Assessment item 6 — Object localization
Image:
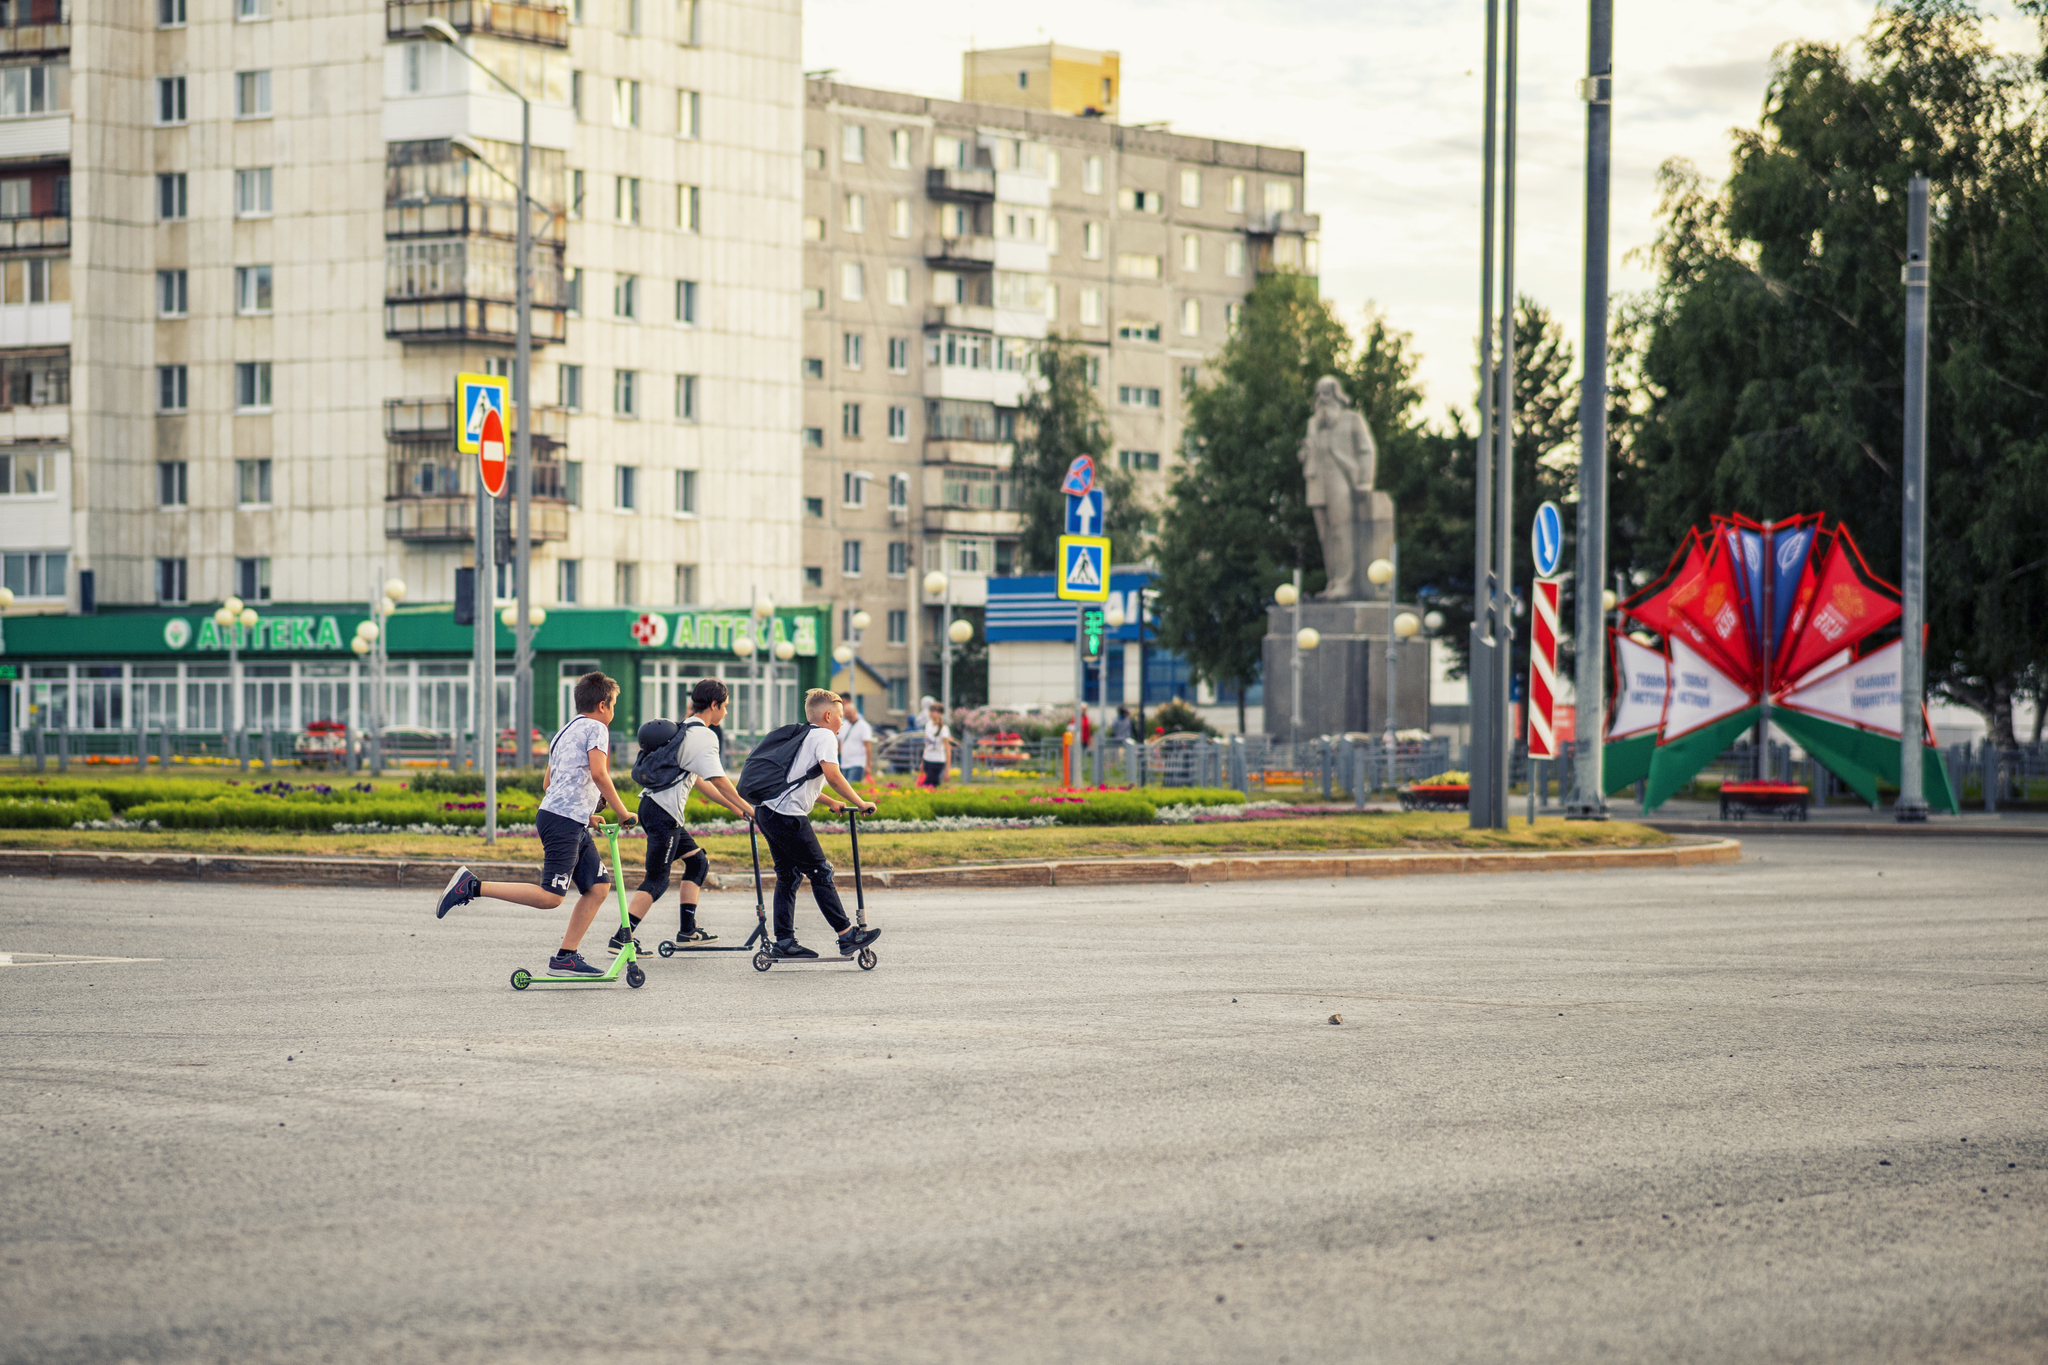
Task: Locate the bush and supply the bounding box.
[1145,700,1215,737]
[0,795,114,828]
[1145,787,1245,808]
[409,771,551,797]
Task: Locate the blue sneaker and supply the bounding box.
[771,939,819,960]
[547,950,603,977]
[436,867,480,919]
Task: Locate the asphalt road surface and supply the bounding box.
[2,839,2043,1364]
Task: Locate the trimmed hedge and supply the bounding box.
[123,795,535,830]
[0,795,115,828]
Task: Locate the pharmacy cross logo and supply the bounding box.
[163,619,192,649]
[629,613,669,647]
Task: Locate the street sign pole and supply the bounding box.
[1897,174,1931,822]
[1470,0,1501,829]
[1491,0,1520,832]
[458,373,508,845]
[1567,0,1613,819]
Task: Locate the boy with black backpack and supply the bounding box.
[619,677,752,954]
[737,687,881,960]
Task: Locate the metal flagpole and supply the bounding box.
[1469,0,1501,829]
[1897,174,1931,821]
[1567,0,1612,819]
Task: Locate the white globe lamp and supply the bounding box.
[1366,559,1395,586]
[1602,589,1618,610]
[1423,610,1445,632]
[1104,603,1126,629]
[500,606,520,628]
[0,587,14,608]
[222,596,244,617]
[732,635,755,658]
[1296,627,1321,651]
[850,609,871,632]
[948,619,973,645]
[923,570,948,598]
[773,640,797,662]
[528,605,546,627]
[351,637,372,656]
[752,598,774,619]
[833,643,855,664]
[239,608,259,629]
[1394,612,1421,639]
[355,620,379,642]
[1273,582,1298,608]
[384,579,407,602]
[213,607,234,628]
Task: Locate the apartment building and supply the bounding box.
[803,46,1318,719]
[0,0,807,744]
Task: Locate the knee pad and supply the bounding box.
[637,869,672,903]
[681,849,710,887]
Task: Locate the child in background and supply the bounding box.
[920,701,955,788]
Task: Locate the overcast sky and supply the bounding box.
[803,0,2040,418]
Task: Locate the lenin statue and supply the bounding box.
[1297,375,1385,600]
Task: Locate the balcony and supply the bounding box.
[922,507,1022,536]
[922,304,994,333]
[386,450,569,542]
[386,0,568,47]
[0,214,62,251]
[924,439,1008,468]
[0,0,66,55]
[926,167,995,202]
[923,235,996,271]
[1245,210,1322,235]
[385,396,567,447]
[386,298,568,344]
[386,198,565,247]
[386,235,568,344]
[386,496,569,542]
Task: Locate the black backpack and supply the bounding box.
[736,723,822,804]
[631,718,716,794]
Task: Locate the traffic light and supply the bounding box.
[1080,605,1106,661]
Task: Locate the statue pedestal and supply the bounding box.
[1355,491,1396,591]
[1262,597,1432,742]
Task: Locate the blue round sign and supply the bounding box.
[1531,501,1564,579]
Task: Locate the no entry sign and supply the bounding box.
[456,372,511,498]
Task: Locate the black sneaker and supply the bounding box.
[606,926,643,957]
[435,866,481,919]
[675,927,719,945]
[837,926,881,956]
[547,951,604,977]
[771,939,819,960]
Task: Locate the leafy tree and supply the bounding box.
[1627,0,2048,742]
[1152,273,1352,731]
[1013,336,1145,571]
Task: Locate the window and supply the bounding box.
[678,184,699,232]
[887,336,909,373]
[616,176,641,223]
[1085,355,1102,387]
[571,69,584,118]
[157,173,188,221]
[158,0,187,25]
[614,369,638,417]
[888,473,909,510]
[1117,385,1161,408]
[236,556,272,602]
[0,551,61,601]
[234,362,272,411]
[157,365,188,413]
[1228,175,1247,212]
[887,541,911,577]
[1181,364,1200,391]
[677,89,700,138]
[564,460,583,506]
[236,168,273,218]
[236,457,273,505]
[0,179,24,219]
[1117,320,1161,343]
[674,373,697,420]
[234,70,271,119]
[839,471,867,507]
[888,198,911,238]
[615,561,638,603]
[802,426,824,448]
[156,76,187,125]
[803,215,825,241]
[0,449,51,495]
[156,557,186,604]
[1225,239,1246,277]
[675,468,698,514]
[1226,302,1243,330]
[558,559,580,604]
[613,78,640,127]
[840,262,864,301]
[614,272,638,318]
[803,566,824,588]
[886,609,907,644]
[622,0,641,32]
[804,497,824,518]
[675,278,697,323]
[886,266,909,305]
[238,0,270,17]
[887,405,907,441]
[842,193,865,233]
[614,464,638,509]
[1118,450,1161,471]
[676,563,698,603]
[676,0,698,44]
[1081,222,1102,259]
[157,269,188,318]
[1181,234,1200,271]
[559,363,583,411]
[841,540,862,576]
[6,256,64,304]
[1079,288,1102,326]
[0,64,66,117]
[1046,217,1061,255]
[803,146,825,171]
[1118,253,1162,279]
[1180,298,1201,335]
[802,357,824,380]
[1180,169,1202,207]
[842,124,865,164]
[235,265,273,315]
[570,169,585,219]
[1117,188,1162,214]
[889,128,911,167]
[841,402,861,438]
[1044,283,1059,320]
[1265,180,1296,214]
[157,461,188,507]
[566,267,583,314]
[1082,156,1103,194]
[843,332,864,369]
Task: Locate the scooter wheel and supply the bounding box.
[510,969,532,991]
[857,948,877,971]
[656,940,675,958]
[625,964,646,989]
[752,950,773,972]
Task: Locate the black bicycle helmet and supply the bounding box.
[637,718,679,750]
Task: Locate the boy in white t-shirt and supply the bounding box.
[433,671,634,977]
[617,676,753,954]
[920,701,955,788]
[837,693,873,783]
[755,688,881,960]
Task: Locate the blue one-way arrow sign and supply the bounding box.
[1065,488,1105,537]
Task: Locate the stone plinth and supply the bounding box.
[1262,598,1431,741]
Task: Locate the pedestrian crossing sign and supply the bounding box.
[1056,534,1111,602]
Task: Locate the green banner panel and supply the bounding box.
[1771,710,1959,815]
[1603,733,1659,795]
[1645,707,1761,810]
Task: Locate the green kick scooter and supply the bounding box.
[510,819,646,991]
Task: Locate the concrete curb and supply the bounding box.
[0,838,1740,892]
[1646,819,2048,839]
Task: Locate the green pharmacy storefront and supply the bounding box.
[0,604,831,754]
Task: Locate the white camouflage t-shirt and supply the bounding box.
[539,715,612,821]
[644,720,726,823]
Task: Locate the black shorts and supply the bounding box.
[638,797,701,879]
[537,808,610,896]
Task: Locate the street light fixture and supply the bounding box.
[1278,572,1306,750]
[215,597,259,765]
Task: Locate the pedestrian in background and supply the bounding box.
[921,702,955,788]
[838,693,872,784]
[1110,707,1133,743]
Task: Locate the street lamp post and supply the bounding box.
[749,592,774,734]
[214,597,259,768]
[1275,572,1307,751]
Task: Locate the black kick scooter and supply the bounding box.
[750,808,877,972]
